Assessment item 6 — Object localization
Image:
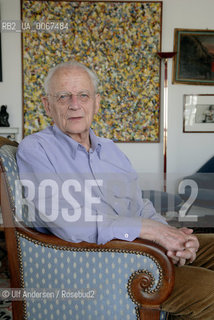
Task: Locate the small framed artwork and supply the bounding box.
[183,94,214,132]
[173,29,214,85]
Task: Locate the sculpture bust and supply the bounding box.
[0,105,10,127]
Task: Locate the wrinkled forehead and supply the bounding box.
[49,67,95,94]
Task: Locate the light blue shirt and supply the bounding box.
[16,125,166,244]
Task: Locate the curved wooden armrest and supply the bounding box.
[15,222,174,308]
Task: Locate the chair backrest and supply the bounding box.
[0,144,34,228]
[0,137,18,205]
[0,144,174,320]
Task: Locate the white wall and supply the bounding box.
[1,0,214,191]
[119,0,214,192]
[165,0,214,191]
[0,0,22,141]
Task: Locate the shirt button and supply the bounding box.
[124,233,129,239]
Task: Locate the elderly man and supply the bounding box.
[17,61,214,319]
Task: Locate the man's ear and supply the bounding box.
[42,96,52,117]
[95,94,101,114]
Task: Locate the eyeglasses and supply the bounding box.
[48,91,91,105]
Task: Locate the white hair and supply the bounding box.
[44,61,99,94]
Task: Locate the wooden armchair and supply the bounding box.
[0,142,174,320]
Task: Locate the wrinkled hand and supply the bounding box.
[140,219,191,251]
[167,247,197,266]
[164,228,199,266]
[168,227,199,266]
[140,220,199,266]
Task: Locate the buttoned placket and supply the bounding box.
[87,149,103,194]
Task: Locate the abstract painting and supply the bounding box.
[22,1,162,142]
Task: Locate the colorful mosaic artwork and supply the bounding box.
[22,1,162,142]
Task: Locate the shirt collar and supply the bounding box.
[89,128,102,158]
[53,125,102,159]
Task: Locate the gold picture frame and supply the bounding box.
[173,29,214,85]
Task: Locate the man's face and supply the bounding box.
[43,67,100,139]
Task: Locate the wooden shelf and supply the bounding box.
[0,127,19,140]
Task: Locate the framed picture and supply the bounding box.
[173,29,214,85]
[21,0,162,142]
[183,94,214,132]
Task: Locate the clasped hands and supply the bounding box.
[140,219,199,266]
[166,227,199,266]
